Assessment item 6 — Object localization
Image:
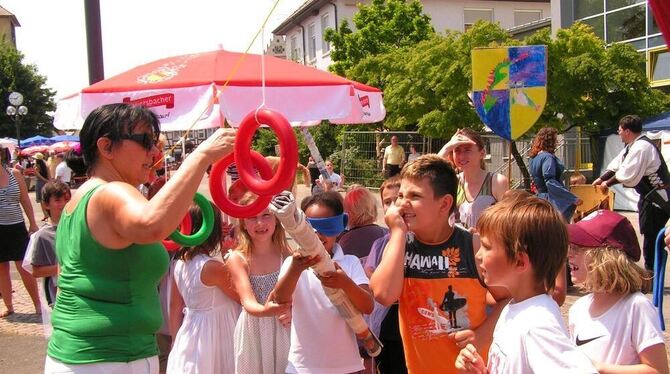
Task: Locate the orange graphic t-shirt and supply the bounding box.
[399,227,489,373]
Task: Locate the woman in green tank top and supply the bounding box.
[45,104,237,373]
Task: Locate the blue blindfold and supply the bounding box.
[306,213,348,237]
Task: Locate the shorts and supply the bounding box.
[0,222,29,262]
[44,355,159,374]
[35,178,45,203]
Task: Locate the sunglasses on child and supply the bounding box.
[119,132,158,150]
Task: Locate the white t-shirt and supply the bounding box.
[279,244,368,374]
[488,294,597,374]
[569,292,665,366]
[55,162,72,183]
[318,172,342,187]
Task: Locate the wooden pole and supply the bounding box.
[508,140,512,188]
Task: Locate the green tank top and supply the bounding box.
[48,185,169,364]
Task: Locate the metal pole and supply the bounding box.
[15,115,20,148]
[84,0,105,85]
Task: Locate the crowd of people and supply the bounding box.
[0,103,668,373]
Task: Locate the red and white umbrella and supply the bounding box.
[19,145,49,157]
[49,141,78,153]
[54,50,385,130]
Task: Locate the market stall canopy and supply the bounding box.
[21,135,54,147]
[54,50,385,130]
[51,134,79,142]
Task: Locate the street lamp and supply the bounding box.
[6,92,28,148]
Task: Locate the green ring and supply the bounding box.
[168,192,214,247]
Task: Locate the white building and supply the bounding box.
[272,0,551,70]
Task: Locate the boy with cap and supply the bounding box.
[567,210,668,372]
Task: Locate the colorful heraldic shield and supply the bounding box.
[472,45,547,140]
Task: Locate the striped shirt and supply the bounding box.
[0,168,25,225]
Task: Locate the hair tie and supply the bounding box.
[72,143,82,156]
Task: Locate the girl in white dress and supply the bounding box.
[227,194,293,374]
[167,202,241,374]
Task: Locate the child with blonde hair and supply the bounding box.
[167,202,241,373]
[227,193,293,374]
[568,210,668,372]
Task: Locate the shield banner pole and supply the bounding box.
[508,140,512,187]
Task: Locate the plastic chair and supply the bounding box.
[653,228,668,331]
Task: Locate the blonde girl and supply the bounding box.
[227,193,293,374]
[568,210,668,373]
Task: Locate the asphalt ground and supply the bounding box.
[1,175,669,372]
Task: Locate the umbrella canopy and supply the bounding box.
[0,138,17,156]
[49,141,78,153]
[54,50,385,130]
[21,135,55,147]
[20,145,50,157]
[51,134,79,142]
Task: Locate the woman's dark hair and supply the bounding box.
[0,146,10,166]
[76,103,160,172]
[301,190,344,216]
[177,200,223,261]
[65,149,87,176]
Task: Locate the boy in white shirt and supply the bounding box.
[273,191,373,373]
[567,210,668,372]
[456,193,596,373]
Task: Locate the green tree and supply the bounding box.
[525,23,669,135]
[324,0,434,77]
[349,21,513,136]
[0,39,56,140]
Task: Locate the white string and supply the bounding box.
[255,22,267,125]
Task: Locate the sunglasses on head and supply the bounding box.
[119,132,158,150]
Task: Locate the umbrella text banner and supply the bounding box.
[54,50,385,130]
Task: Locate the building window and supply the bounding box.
[307,23,316,62]
[579,16,605,40]
[574,0,603,19]
[464,8,493,31]
[606,0,644,12]
[514,10,542,26]
[648,3,660,35]
[605,4,645,43]
[321,14,331,54]
[649,48,670,87]
[290,35,302,63]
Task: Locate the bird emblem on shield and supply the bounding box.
[471,45,547,140]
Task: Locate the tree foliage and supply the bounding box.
[324,0,434,77]
[0,38,56,139]
[348,21,513,137]
[341,21,670,139]
[525,23,669,135]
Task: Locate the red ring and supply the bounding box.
[162,213,193,251]
[234,109,298,196]
[209,151,274,218]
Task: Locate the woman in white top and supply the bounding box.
[438,128,508,231]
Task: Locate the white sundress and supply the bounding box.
[167,254,241,374]
[233,261,290,374]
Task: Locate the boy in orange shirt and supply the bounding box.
[371,155,506,372]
